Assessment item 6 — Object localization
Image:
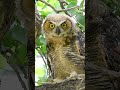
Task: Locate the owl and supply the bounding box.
[42,14,85,82]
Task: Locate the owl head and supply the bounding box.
[42,14,76,37]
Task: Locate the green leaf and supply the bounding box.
[15,44,27,65]
[3,31,17,48]
[0,54,6,69]
[67,0,77,3]
[76,14,85,26]
[35,49,38,55]
[40,36,46,45]
[67,1,77,8]
[80,0,84,8]
[36,38,41,46]
[11,24,27,45]
[35,67,45,77]
[36,66,47,85]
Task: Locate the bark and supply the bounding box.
[36,78,85,90]
[86,0,120,89]
[0,0,15,41]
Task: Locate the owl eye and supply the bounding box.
[49,23,55,29]
[61,23,67,28]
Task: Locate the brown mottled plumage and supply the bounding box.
[42,14,85,82]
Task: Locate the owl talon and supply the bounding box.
[52,78,64,83]
[41,80,63,85]
[40,81,53,84]
[67,73,85,80]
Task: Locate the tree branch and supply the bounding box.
[8,62,28,90]
[1,48,27,90]
[39,0,80,15]
[58,0,71,16]
[39,0,58,13]
[36,76,84,90]
[57,6,80,13]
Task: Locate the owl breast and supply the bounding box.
[47,34,84,80]
[42,14,85,81]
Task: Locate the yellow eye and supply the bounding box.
[49,24,55,29]
[61,23,67,28]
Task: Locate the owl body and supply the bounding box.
[42,14,84,81]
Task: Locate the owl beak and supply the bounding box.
[56,27,61,35]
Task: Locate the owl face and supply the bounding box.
[42,14,74,37]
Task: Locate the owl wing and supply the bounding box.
[65,29,85,67]
[77,29,85,56]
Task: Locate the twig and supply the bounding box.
[58,0,71,16]
[57,6,80,13]
[39,0,80,14]
[39,0,58,13]
[36,46,51,77]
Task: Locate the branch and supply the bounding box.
[58,0,71,16]
[8,62,28,90]
[39,0,80,15]
[36,46,52,78]
[57,6,80,13]
[39,0,58,12]
[35,7,43,39]
[36,76,85,90]
[0,47,28,90]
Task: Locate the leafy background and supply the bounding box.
[0,17,28,89]
[0,19,27,71]
[35,0,85,86]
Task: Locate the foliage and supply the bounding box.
[35,0,85,86]
[0,54,6,69]
[0,19,27,73]
[104,0,120,16]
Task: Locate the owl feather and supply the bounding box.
[42,14,85,81]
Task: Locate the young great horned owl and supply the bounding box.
[42,14,84,82]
